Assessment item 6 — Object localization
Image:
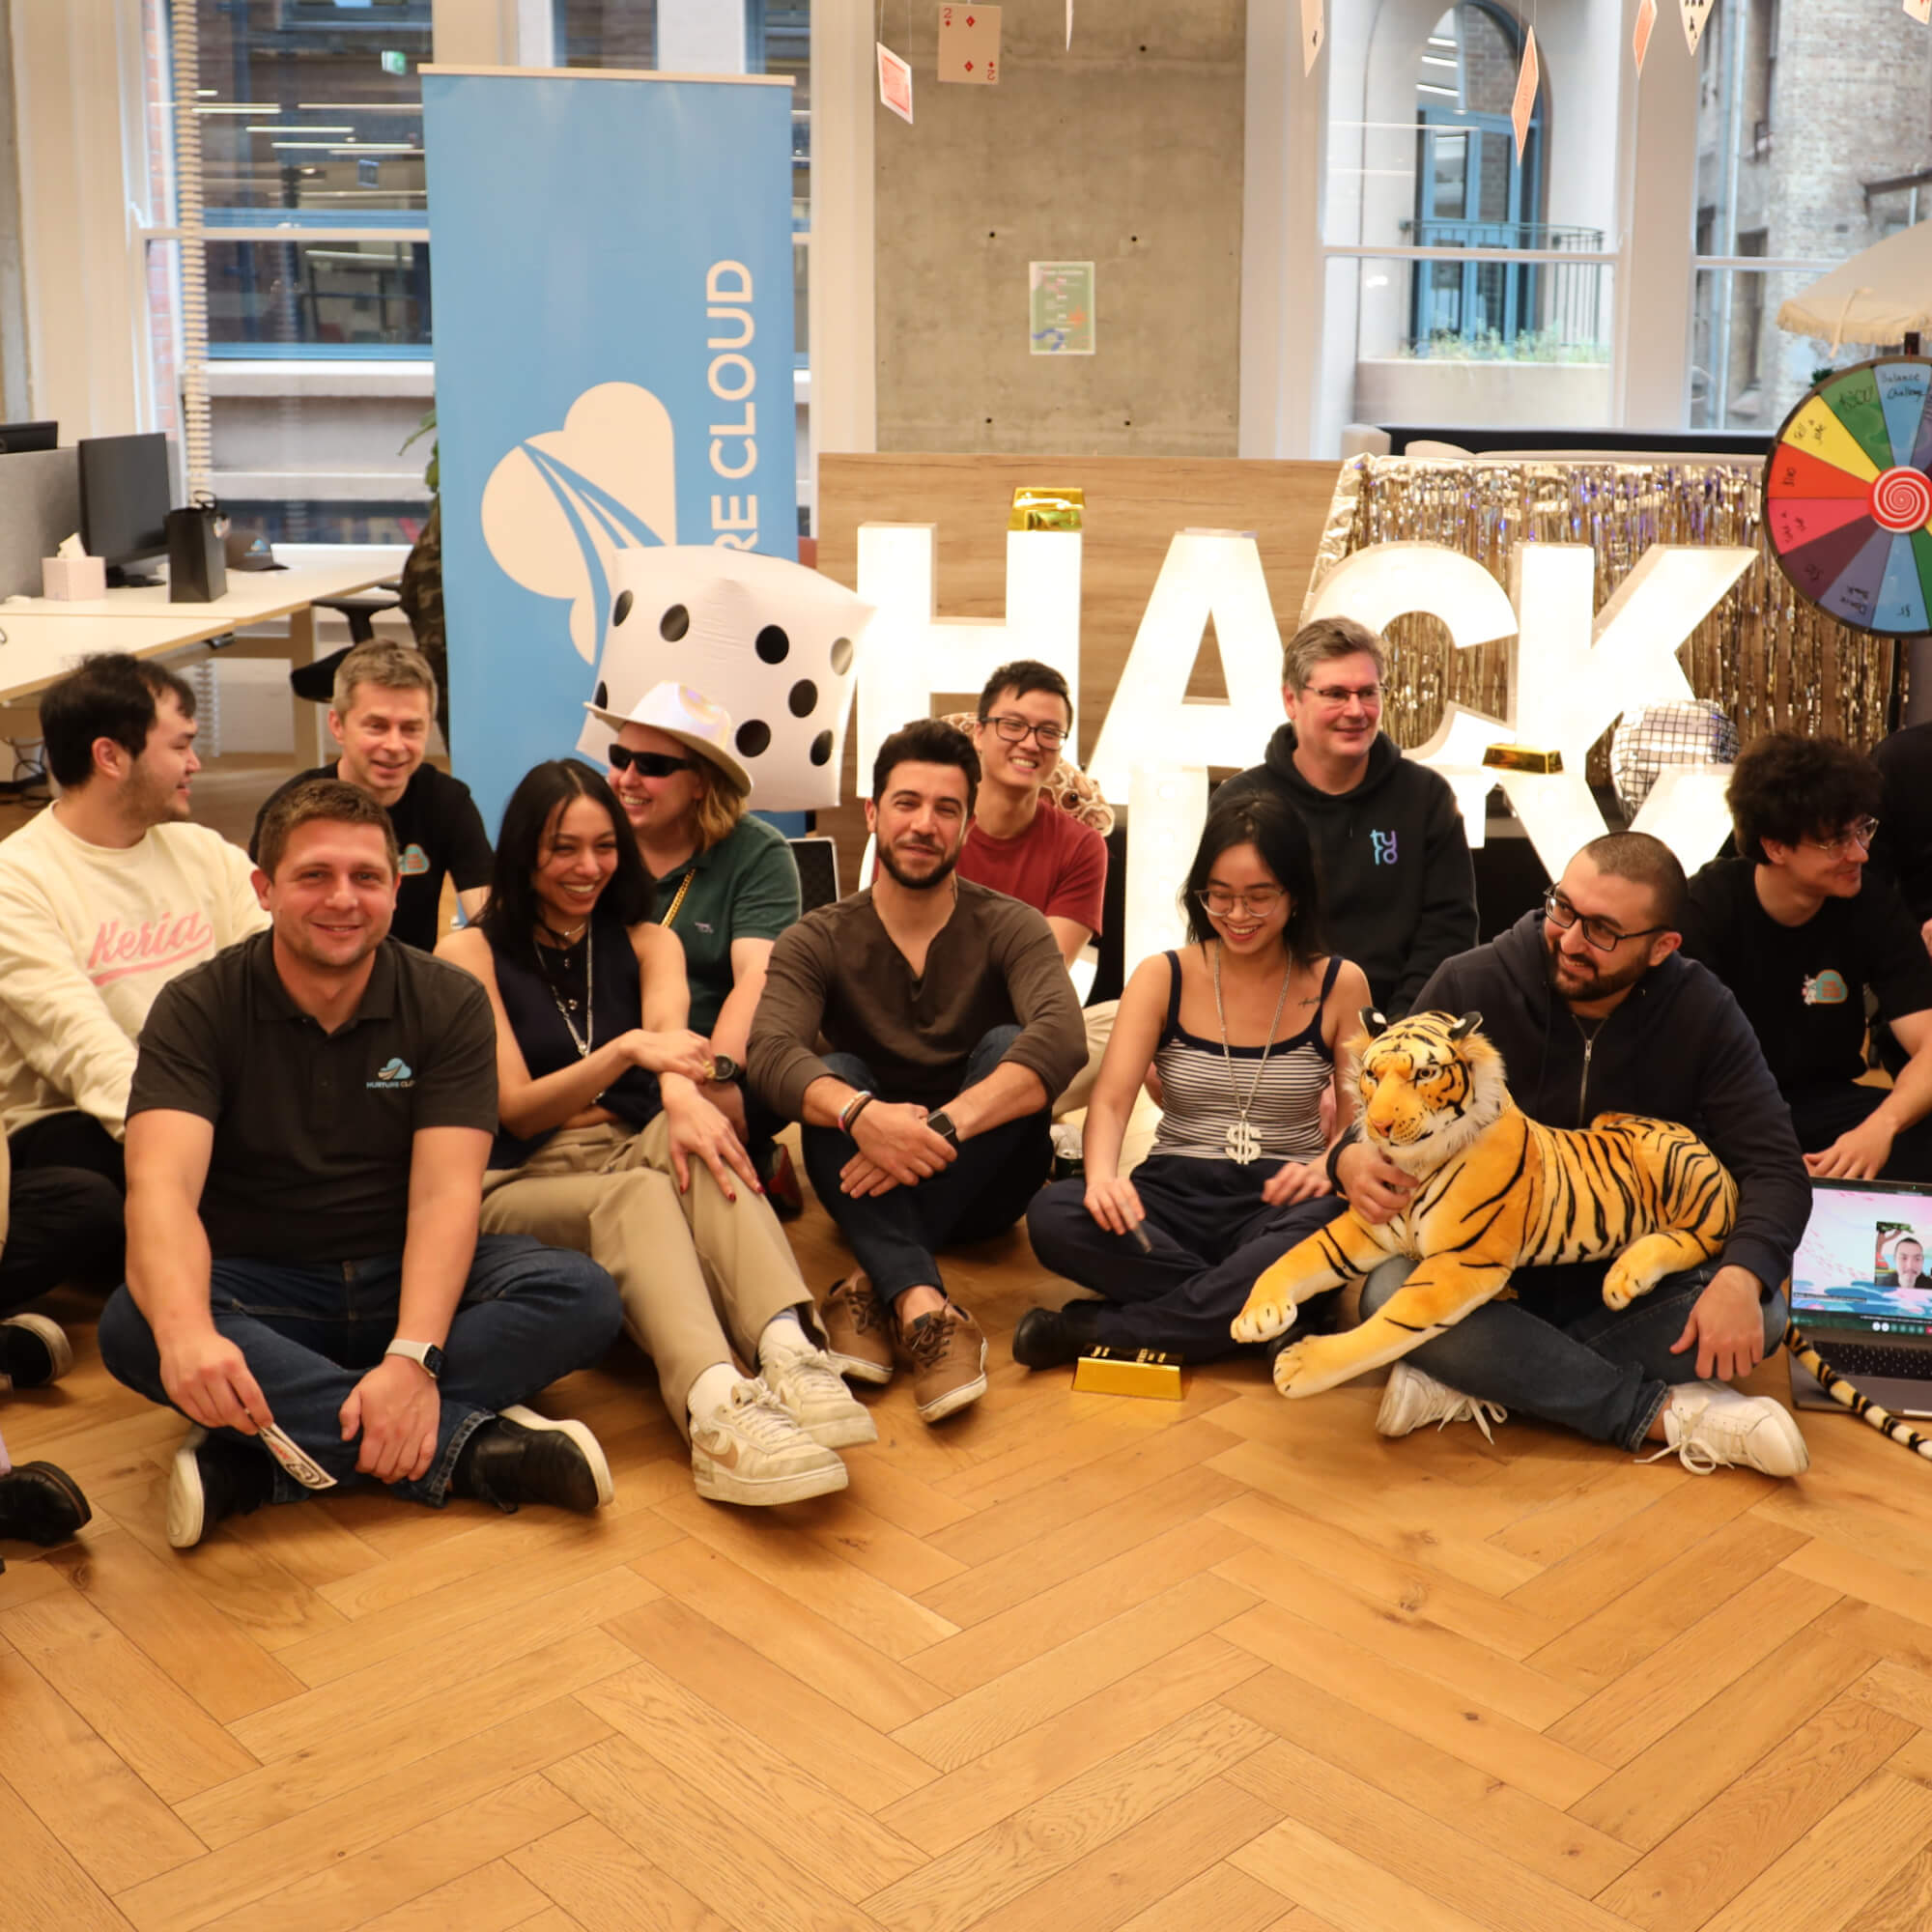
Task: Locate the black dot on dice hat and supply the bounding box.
[660,604,690,641]
[594,680,609,709]
[737,719,771,757]
[810,730,833,766]
[829,637,853,674]
[755,625,789,664]
[611,589,634,626]
[788,679,817,718]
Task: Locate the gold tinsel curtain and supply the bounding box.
[1306,456,1905,780]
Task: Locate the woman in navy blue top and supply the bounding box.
[440,760,872,1507]
[1020,791,1371,1366]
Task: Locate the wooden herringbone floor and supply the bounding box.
[10,1175,1932,1932]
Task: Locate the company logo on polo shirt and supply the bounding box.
[1802,970,1849,1007]
[368,1056,415,1090]
[399,844,430,876]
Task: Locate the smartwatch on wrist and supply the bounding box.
[708,1054,745,1086]
[385,1339,445,1380]
[926,1108,960,1148]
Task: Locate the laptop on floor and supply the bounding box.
[1788,1177,1932,1417]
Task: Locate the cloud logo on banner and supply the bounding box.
[480,383,678,663]
[577,545,874,811]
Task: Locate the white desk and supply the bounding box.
[0,545,408,760]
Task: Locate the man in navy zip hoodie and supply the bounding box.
[1327,832,1812,1477]
[1217,615,1476,1017]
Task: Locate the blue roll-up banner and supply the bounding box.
[422,67,801,836]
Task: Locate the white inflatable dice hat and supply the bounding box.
[575,546,872,810]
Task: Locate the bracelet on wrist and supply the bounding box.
[838,1090,875,1136]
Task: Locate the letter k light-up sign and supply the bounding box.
[1305,537,1758,875]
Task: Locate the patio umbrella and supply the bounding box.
[1776,219,1932,351]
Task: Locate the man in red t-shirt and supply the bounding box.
[957,661,1111,1111]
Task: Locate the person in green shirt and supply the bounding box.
[584,682,804,1206]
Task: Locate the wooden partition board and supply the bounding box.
[813,453,1345,889]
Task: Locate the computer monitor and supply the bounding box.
[0,421,57,454]
[78,432,173,586]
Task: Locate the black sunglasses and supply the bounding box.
[608,744,697,778]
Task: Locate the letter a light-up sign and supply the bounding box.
[1086,532,1291,968]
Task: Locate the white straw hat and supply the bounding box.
[583,680,752,795]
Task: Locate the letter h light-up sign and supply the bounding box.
[855,523,1757,969]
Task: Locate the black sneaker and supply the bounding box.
[166,1428,275,1549]
[1011,1301,1103,1371]
[451,1406,613,1515]
[0,1462,92,1545]
[0,1314,72,1390]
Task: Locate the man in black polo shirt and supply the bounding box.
[98,780,622,1548]
[249,639,492,952]
[1682,732,1932,1182]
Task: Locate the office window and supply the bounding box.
[1317,0,1617,449]
[1689,0,1932,431]
[145,1,435,542]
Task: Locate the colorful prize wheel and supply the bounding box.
[1764,355,1932,635]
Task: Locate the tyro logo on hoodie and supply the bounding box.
[1369,830,1399,866]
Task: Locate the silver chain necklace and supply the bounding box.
[534,930,594,1059]
[1211,944,1294,1165]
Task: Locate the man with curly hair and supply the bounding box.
[1681,732,1932,1182]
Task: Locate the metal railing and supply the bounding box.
[1396,220,1606,354]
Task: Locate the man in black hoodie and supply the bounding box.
[1217,615,1476,1017]
[1331,832,1812,1477]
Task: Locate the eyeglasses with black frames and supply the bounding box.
[980,713,1067,752]
[1542,885,1668,953]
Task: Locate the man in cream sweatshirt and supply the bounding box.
[0,654,265,1385]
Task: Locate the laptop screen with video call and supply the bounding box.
[1791,1179,1932,1340]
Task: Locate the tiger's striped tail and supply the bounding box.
[1786,1321,1932,1461]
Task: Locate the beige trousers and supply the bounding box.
[1055,999,1119,1118]
[479,1116,816,1437]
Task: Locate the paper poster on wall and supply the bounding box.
[1301,0,1324,74]
[423,68,799,836]
[1030,262,1095,355]
[938,4,1001,82]
[1510,27,1539,162]
[1681,0,1714,52]
[1633,0,1657,71]
[877,43,914,122]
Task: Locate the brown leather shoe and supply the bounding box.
[820,1276,895,1385]
[900,1302,988,1423]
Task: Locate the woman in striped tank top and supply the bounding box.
[1018,792,1371,1366]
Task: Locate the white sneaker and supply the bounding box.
[764,1350,879,1449]
[1652,1380,1809,1478]
[1375,1361,1509,1442]
[691,1378,849,1507]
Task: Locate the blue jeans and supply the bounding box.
[98,1235,622,1507]
[800,1025,1052,1304]
[1359,1258,1790,1451]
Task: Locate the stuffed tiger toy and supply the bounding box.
[1229,1009,1932,1462]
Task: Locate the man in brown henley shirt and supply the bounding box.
[750,720,1085,1422]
